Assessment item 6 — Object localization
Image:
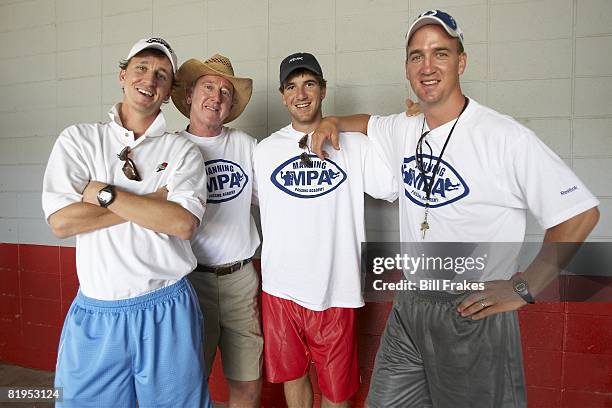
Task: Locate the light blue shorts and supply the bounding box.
[55,278,211,408]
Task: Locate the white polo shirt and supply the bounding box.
[254,124,398,310]
[180,127,260,266]
[42,104,207,300]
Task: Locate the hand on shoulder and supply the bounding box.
[311,117,340,160]
[405,98,421,117]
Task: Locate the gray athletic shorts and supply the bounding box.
[367,290,527,408]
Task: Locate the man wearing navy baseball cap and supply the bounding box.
[311,9,599,407]
[43,38,211,407]
[253,53,397,407]
[278,52,324,85]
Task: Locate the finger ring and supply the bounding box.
[480,300,487,309]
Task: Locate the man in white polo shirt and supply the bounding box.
[253,52,397,407]
[42,38,210,407]
[171,54,262,408]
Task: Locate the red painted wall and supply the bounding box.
[1,243,611,407]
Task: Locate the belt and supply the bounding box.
[194,258,251,276]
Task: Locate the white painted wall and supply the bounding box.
[0,0,610,246]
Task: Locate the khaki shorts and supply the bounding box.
[188,262,263,382]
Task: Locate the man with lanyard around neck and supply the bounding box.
[42,38,211,407]
[171,54,263,408]
[253,53,397,407]
[311,10,600,407]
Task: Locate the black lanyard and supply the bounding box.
[417,96,469,202]
[416,96,469,239]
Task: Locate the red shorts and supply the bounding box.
[262,292,359,403]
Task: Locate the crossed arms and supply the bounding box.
[43,124,209,241]
[48,182,199,240]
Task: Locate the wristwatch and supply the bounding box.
[512,277,535,304]
[97,184,116,208]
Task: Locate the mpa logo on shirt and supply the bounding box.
[271,155,347,198]
[205,159,248,203]
[401,155,469,207]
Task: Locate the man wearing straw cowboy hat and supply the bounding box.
[171,54,262,407]
[43,38,210,407]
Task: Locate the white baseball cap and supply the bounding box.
[125,37,178,73]
[406,10,464,46]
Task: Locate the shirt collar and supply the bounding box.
[108,103,168,140]
[286,123,312,138]
[422,97,474,135]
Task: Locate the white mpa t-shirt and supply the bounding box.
[180,127,260,266]
[42,105,207,300]
[254,124,398,311]
[367,98,599,281]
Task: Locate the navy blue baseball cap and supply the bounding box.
[406,10,464,46]
[279,52,323,85]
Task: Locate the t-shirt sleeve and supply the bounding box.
[165,143,207,223]
[42,127,90,222]
[360,135,399,202]
[509,128,599,229]
[367,113,406,174]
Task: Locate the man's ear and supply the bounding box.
[163,87,172,103]
[119,69,127,85]
[280,90,287,106]
[458,52,467,76]
[320,85,326,101]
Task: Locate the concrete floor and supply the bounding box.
[0,363,226,407]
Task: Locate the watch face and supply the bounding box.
[515,281,527,293]
[99,190,112,203]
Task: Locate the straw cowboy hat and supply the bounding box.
[172,54,253,124]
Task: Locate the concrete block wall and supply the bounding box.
[0,0,611,407]
[0,0,610,244]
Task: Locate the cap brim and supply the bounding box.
[171,59,253,123]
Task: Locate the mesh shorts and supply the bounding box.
[55,278,211,408]
[367,290,527,408]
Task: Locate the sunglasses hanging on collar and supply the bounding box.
[117,146,142,181]
[298,134,314,168]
